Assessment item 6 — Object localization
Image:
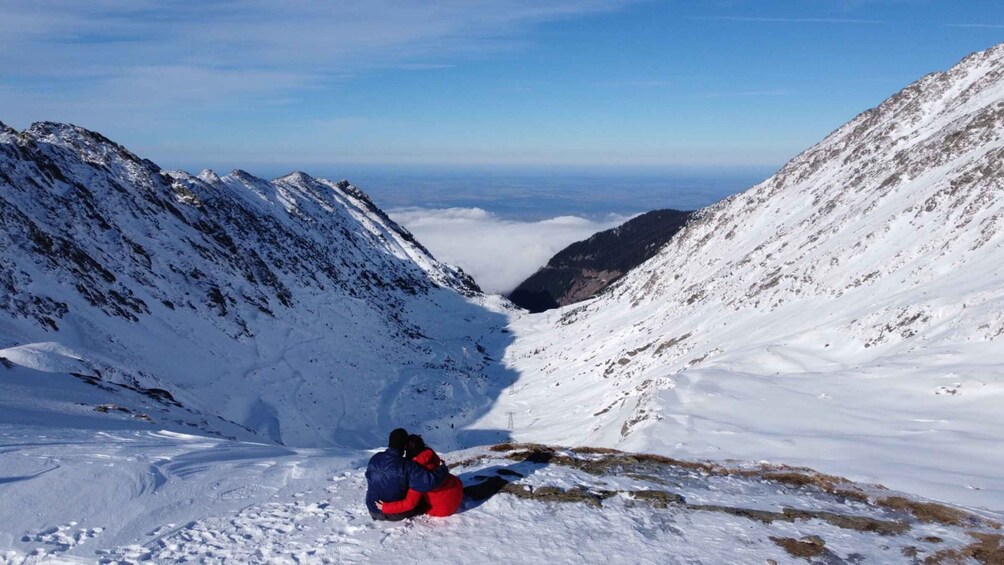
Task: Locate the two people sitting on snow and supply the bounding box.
[365,428,464,520]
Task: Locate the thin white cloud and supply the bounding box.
[945,24,1004,29]
[390,207,629,294]
[702,89,795,98]
[394,63,456,70]
[687,16,885,24]
[593,79,674,88]
[0,1,637,126]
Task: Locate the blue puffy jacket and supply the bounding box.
[365,447,449,515]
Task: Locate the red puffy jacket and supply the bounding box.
[380,448,463,517]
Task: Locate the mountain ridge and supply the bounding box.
[0,120,510,448]
[487,41,1004,510]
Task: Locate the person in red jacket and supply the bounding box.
[377,435,463,518]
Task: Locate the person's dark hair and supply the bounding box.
[405,434,426,460]
[388,428,409,450]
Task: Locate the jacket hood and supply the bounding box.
[412,448,441,469]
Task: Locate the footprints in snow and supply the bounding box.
[101,471,387,563]
[11,471,395,564]
[9,522,105,563]
[20,522,103,551]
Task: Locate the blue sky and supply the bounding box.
[2,1,1003,172]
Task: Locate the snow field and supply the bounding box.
[3,435,1000,564]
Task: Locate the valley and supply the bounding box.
[2,39,1004,565]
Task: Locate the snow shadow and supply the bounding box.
[0,466,59,485]
[368,287,521,453]
[454,429,510,449]
[457,456,554,512]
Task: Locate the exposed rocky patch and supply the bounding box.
[455,443,1004,564]
[508,209,692,312]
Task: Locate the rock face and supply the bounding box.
[508,209,692,312]
[0,122,514,447]
[498,43,1004,508]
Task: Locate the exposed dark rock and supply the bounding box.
[509,209,692,312]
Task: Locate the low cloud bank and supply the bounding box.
[390,207,629,294]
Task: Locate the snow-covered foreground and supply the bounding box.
[2,427,1001,564]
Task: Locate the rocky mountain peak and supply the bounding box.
[276,171,314,183]
[229,168,257,181]
[197,169,221,184]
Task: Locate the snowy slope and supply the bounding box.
[0,122,515,448]
[2,431,1000,564]
[5,41,1004,565]
[484,44,1004,510]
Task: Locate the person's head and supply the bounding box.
[388,428,408,451]
[405,434,426,460]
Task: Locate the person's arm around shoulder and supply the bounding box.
[405,459,449,493]
[379,488,422,515]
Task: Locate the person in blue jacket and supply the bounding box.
[365,428,449,520]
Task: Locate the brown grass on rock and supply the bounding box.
[782,508,910,536]
[447,455,487,470]
[737,469,870,503]
[877,496,974,527]
[569,446,623,456]
[488,443,991,547]
[924,533,1004,564]
[627,490,686,508]
[500,483,607,508]
[770,536,826,560]
[490,442,553,453]
[965,533,1004,565]
[691,504,787,524]
[495,443,872,501]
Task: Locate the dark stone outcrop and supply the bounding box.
[509,209,692,312]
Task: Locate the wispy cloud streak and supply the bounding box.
[945,23,1004,29]
[702,89,795,98]
[687,16,885,25]
[0,1,636,123]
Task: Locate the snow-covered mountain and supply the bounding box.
[6,40,1004,565]
[483,44,1004,509]
[0,121,515,448]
